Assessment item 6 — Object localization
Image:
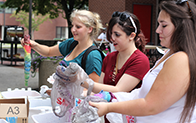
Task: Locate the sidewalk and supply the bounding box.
[0,46,39,92]
[0,62,39,92]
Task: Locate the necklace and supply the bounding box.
[111,54,118,82]
[115,54,119,75]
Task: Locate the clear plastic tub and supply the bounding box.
[0,119,8,123]
[32,112,68,123]
[1,89,41,99]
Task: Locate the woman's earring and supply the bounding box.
[130,32,136,41]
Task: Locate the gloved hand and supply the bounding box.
[40,85,50,98]
[85,78,95,96]
[54,62,89,85]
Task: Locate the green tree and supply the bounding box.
[1,0,88,38]
[10,10,51,40]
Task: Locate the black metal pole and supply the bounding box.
[29,0,32,39]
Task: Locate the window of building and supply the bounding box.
[56,27,68,39]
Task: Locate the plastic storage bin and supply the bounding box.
[1,88,41,99]
[0,119,8,123]
[32,112,68,123]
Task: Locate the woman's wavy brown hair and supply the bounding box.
[160,1,196,122]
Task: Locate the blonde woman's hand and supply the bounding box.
[20,38,38,48]
[89,101,109,117]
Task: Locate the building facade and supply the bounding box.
[1,0,195,43]
[89,0,195,45]
[0,0,68,40]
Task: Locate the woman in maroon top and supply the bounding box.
[81,11,149,93]
[79,11,150,122]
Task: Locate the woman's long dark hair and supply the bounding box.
[106,11,146,53]
[160,1,196,122]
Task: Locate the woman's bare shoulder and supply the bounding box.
[164,51,189,69]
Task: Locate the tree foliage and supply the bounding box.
[10,10,51,39]
[1,0,88,38]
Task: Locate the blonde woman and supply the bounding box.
[21,9,104,82]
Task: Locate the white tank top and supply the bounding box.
[136,50,196,123]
